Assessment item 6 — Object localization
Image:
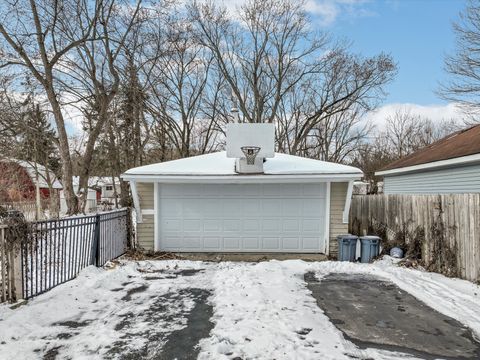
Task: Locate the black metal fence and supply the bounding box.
[21,208,130,299]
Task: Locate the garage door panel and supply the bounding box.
[303,200,323,217]
[262,199,283,215]
[204,237,221,249]
[204,220,222,232]
[224,219,241,231]
[242,199,262,216]
[262,237,280,250]
[283,219,300,231]
[183,236,202,248]
[224,199,244,214]
[224,237,241,250]
[282,237,300,250]
[158,183,326,253]
[304,183,326,197]
[302,237,319,250]
[163,236,181,249]
[243,219,260,231]
[184,219,202,232]
[262,219,281,231]
[183,199,204,218]
[162,219,182,232]
[243,237,259,249]
[283,200,302,216]
[303,219,322,232]
[161,200,182,216]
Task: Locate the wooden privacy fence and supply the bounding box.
[0,208,131,303]
[349,194,480,283]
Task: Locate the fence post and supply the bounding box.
[91,214,101,267]
[126,208,133,250]
[10,247,24,301]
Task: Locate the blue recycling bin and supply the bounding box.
[337,235,358,262]
[360,236,381,263]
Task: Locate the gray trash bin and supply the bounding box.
[337,235,358,262]
[360,236,381,263]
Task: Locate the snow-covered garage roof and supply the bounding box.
[122,152,362,182]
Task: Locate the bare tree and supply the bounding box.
[304,109,373,163]
[352,108,462,185]
[383,109,460,158]
[0,0,101,213]
[189,0,396,161]
[439,0,480,119]
[146,9,218,157]
[189,0,330,124]
[55,0,143,211]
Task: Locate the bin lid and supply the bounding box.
[337,234,358,240]
[360,235,381,243]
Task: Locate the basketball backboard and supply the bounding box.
[226,123,275,158]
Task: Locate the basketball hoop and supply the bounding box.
[241,146,261,165]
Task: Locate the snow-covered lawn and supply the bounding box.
[0,257,479,359]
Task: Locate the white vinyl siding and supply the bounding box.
[136,183,154,250]
[329,182,348,257]
[383,163,480,194]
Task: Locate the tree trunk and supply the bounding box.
[45,85,78,214]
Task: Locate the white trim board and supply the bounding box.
[324,182,331,255]
[121,174,361,183]
[154,182,159,252]
[376,153,480,176]
[342,180,354,224]
[130,180,142,223]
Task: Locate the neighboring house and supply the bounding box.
[0,159,62,202]
[97,178,121,203]
[122,123,362,256]
[59,177,99,214]
[376,124,480,194]
[59,176,122,214]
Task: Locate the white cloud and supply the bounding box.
[216,0,373,27]
[305,0,374,26]
[364,102,468,130]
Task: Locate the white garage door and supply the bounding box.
[158,183,326,253]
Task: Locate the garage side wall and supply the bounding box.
[329,182,348,257]
[136,182,155,251]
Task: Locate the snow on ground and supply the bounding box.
[0,257,479,360]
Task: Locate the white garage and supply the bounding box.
[122,151,363,256]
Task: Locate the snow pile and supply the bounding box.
[123,151,363,176]
[0,257,479,360]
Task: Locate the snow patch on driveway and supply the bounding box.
[0,257,479,360]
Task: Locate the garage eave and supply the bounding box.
[120,173,362,183]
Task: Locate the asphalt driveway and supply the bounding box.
[306,272,480,360]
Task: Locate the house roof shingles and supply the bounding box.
[380,124,480,172]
